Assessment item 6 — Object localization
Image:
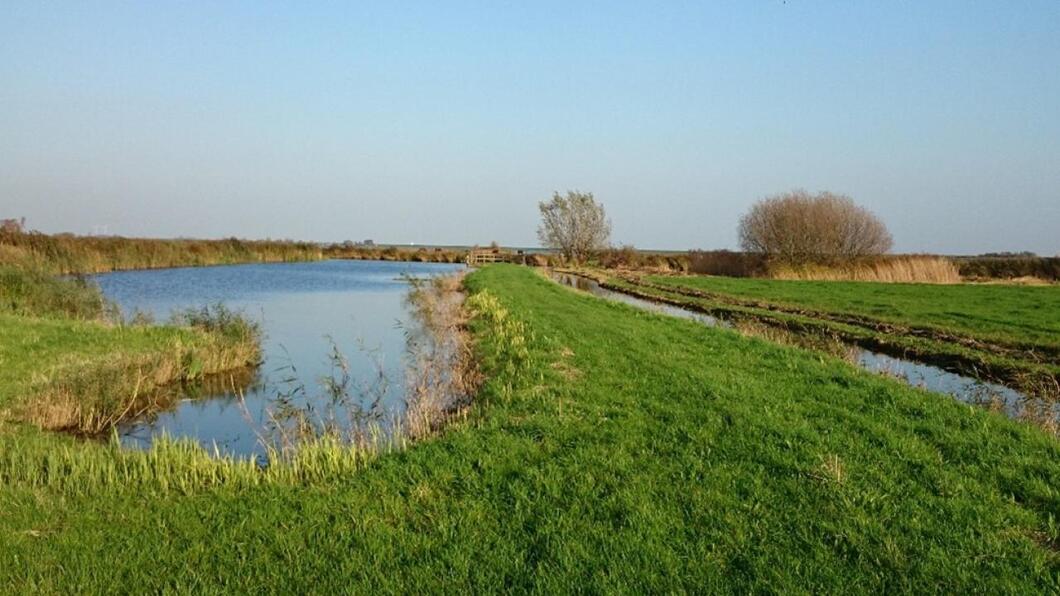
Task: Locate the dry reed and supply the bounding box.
[770,256,960,284]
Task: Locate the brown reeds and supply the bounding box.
[402,272,482,439]
[769,255,961,284]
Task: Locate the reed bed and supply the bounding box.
[0,230,323,274]
[770,255,961,283]
[0,266,116,319]
[17,304,260,434]
[326,245,468,264]
[402,273,482,438]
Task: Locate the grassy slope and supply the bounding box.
[648,274,1060,350]
[2,265,1059,592]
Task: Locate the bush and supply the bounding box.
[957,257,1060,281]
[688,250,768,277]
[597,245,640,269]
[739,190,892,265]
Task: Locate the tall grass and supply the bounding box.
[0,229,323,274]
[0,266,116,319]
[21,304,261,433]
[0,432,390,495]
[770,255,961,283]
[403,273,481,438]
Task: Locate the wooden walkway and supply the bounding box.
[466,249,519,266]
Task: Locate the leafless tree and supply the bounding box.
[537,190,611,263]
[738,190,892,264]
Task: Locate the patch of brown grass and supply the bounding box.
[771,256,960,284]
[403,272,483,439]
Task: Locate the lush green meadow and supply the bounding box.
[572,271,1060,400]
[647,274,1060,351]
[1,265,1057,592]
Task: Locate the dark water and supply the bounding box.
[94,260,465,458]
[550,272,1058,425]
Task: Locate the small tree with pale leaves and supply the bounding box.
[537,191,611,263]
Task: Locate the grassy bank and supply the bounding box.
[0,267,261,433]
[645,274,1060,352]
[2,265,1058,592]
[577,271,1060,401]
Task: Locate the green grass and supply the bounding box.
[0,266,113,319]
[648,274,1060,351]
[1,265,1058,592]
[0,314,206,408]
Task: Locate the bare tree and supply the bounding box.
[537,191,611,263]
[738,190,892,264]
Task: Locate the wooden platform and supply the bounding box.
[466,249,517,266]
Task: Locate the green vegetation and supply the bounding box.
[2,265,1058,592]
[646,274,1060,351]
[0,267,261,434]
[0,227,475,275]
[0,266,114,319]
[572,271,1060,401]
[1,229,324,274]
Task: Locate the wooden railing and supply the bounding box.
[466,249,513,266]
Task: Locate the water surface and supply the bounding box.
[95,260,465,458]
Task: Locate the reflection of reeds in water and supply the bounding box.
[234,272,480,460]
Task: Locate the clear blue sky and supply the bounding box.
[2,1,1058,254]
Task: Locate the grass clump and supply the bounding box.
[0,266,114,319]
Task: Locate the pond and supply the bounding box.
[94,259,465,459]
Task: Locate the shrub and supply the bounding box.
[597,245,640,269]
[956,256,1060,281]
[688,250,768,277]
[739,190,892,265]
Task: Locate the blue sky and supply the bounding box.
[2,1,1058,254]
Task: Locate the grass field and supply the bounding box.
[647,274,1060,351]
[1,265,1057,592]
[570,271,1060,400]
